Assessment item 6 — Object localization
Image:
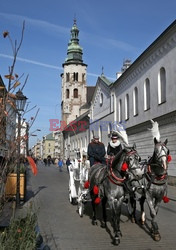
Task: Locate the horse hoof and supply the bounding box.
[141,220,145,225]
[131,216,135,223]
[113,237,120,245]
[153,233,161,241]
[101,221,106,228]
[92,220,97,226]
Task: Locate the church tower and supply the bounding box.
[61,19,87,125]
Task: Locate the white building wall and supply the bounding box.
[112,23,176,177]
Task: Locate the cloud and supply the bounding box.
[0,12,69,36]
[0,53,62,70]
[0,53,116,80]
[0,12,136,53]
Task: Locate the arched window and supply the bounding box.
[158,67,166,104]
[73,88,78,98]
[85,136,87,147]
[80,138,82,150]
[108,122,112,135]
[99,126,102,142]
[66,89,69,99]
[100,93,103,106]
[66,73,70,82]
[73,72,78,81]
[118,99,122,122]
[82,73,85,82]
[144,78,150,110]
[133,87,138,116]
[125,94,129,120]
[110,94,114,112]
[91,130,94,141]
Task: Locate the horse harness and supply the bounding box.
[107,150,139,186]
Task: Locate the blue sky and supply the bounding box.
[1,0,176,147]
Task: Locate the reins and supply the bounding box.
[108,150,138,186]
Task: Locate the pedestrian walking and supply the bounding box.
[58,158,63,172]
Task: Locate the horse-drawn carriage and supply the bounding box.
[68,121,171,245]
[68,150,90,217]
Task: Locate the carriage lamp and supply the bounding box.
[16,89,28,206]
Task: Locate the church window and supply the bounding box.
[118,99,122,122]
[108,122,112,136]
[73,72,78,81]
[82,73,85,82]
[158,67,166,104]
[99,126,102,142]
[133,87,138,116]
[125,94,129,120]
[144,78,150,110]
[100,93,103,106]
[84,136,87,147]
[66,89,69,98]
[66,73,70,82]
[74,88,78,98]
[110,94,114,112]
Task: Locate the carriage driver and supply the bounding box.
[87,135,106,167]
[107,132,122,156]
[107,132,122,167]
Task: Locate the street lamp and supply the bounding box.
[15,89,27,206]
[26,128,41,156]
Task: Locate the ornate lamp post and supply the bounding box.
[26,128,41,156]
[15,89,27,206]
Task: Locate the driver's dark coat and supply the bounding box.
[88,141,106,166]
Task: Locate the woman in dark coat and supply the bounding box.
[87,135,106,167]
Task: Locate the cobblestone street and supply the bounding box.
[24,162,176,250]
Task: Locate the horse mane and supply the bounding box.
[111,149,125,169]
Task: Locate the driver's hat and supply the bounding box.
[111,132,118,139]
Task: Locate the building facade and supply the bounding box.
[42,133,55,159]
[60,20,176,178]
[112,20,176,177]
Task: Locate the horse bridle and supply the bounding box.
[152,142,169,166]
[108,150,140,185]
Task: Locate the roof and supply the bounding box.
[80,86,96,110]
[99,74,112,86]
[45,133,55,140]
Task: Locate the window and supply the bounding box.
[118,99,122,122]
[100,93,103,106]
[91,130,94,141]
[99,126,102,142]
[144,78,150,110]
[73,88,78,98]
[125,94,129,120]
[158,67,166,104]
[133,87,138,116]
[73,72,78,81]
[66,89,69,99]
[85,136,87,148]
[110,94,114,112]
[66,73,70,82]
[82,73,85,82]
[108,122,112,135]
